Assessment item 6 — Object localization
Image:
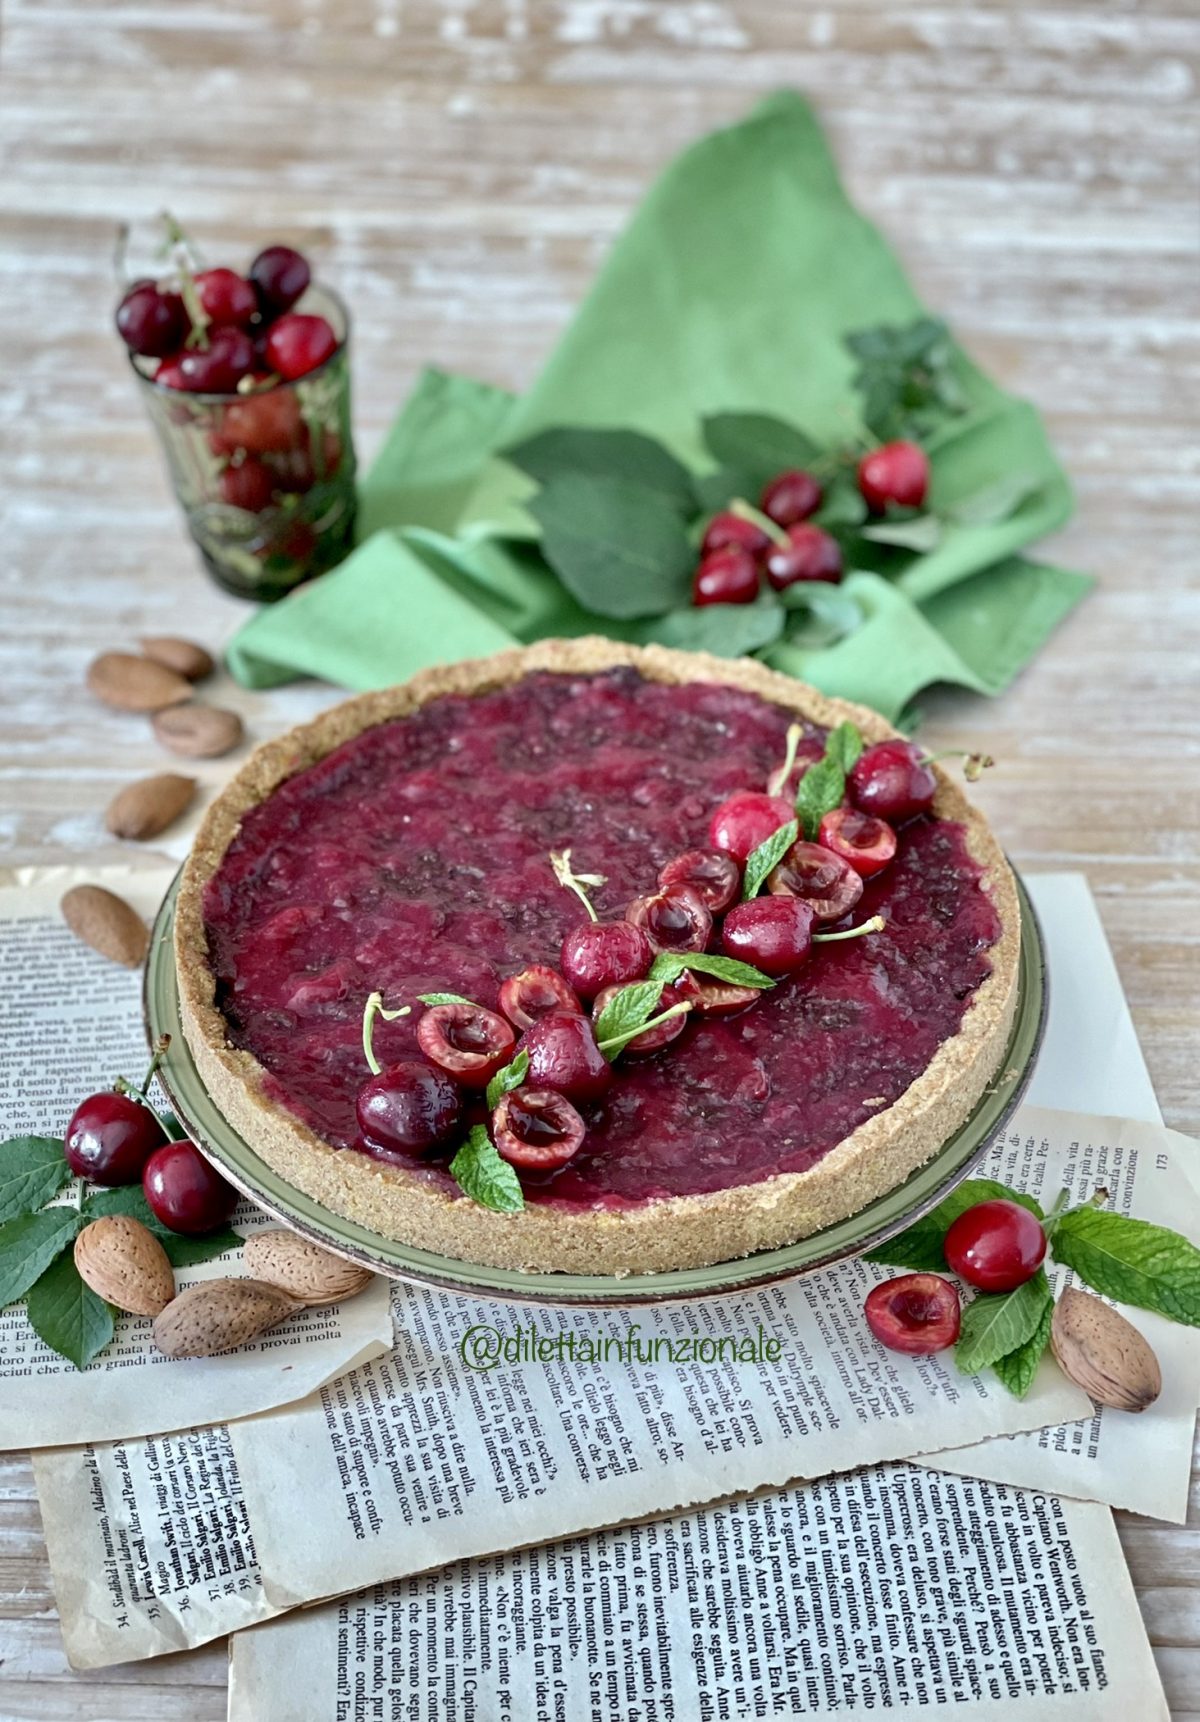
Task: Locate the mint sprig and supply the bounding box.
[649,950,774,990]
[990,1298,1054,1400]
[955,1269,1053,1377]
[592,977,667,1057]
[449,1126,524,1214]
[794,720,864,841]
[485,1051,530,1112]
[1051,1208,1200,1327]
[742,820,799,901]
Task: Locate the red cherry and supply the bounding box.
[818,807,897,879]
[560,920,652,1002]
[355,1060,462,1160]
[492,1089,586,1171]
[519,1013,612,1104]
[178,327,255,394]
[625,884,711,955]
[858,441,930,512]
[766,839,864,923]
[721,896,814,978]
[64,1092,167,1185]
[943,1200,1048,1293]
[657,848,741,914]
[219,458,276,512]
[497,966,581,1033]
[116,282,186,358]
[708,791,795,864]
[592,981,692,1055]
[267,427,343,493]
[849,740,936,824]
[194,267,257,329]
[864,1274,961,1354]
[154,356,189,390]
[264,313,338,380]
[700,512,770,559]
[249,245,312,315]
[692,546,760,607]
[764,523,843,590]
[416,1004,515,1090]
[760,469,822,527]
[211,388,303,456]
[143,1140,236,1234]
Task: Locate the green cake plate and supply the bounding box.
[145,867,1046,1306]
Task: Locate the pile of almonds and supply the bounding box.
[74,1217,375,1359]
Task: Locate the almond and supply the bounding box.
[152,1278,300,1358]
[1050,1286,1162,1413]
[61,884,149,968]
[139,636,215,681]
[74,1216,175,1317]
[105,772,197,841]
[87,651,192,713]
[153,703,244,759]
[242,1229,375,1306]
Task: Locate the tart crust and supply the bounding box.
[176,638,1020,1276]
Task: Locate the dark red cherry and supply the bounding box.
[721,896,815,978]
[766,839,863,923]
[116,281,186,358]
[194,267,257,329]
[497,966,581,1033]
[249,245,312,316]
[760,469,822,527]
[264,312,338,380]
[625,884,711,955]
[849,740,936,824]
[700,512,770,559]
[64,1092,168,1185]
[492,1088,585,1171]
[592,981,692,1055]
[355,1060,462,1160]
[416,1004,515,1090]
[864,1274,960,1354]
[858,441,930,512]
[219,458,276,512]
[154,356,189,390]
[143,1140,236,1234]
[560,920,652,1002]
[764,523,843,590]
[818,807,897,879]
[657,848,741,914]
[692,546,760,607]
[178,326,255,393]
[211,387,303,456]
[708,791,795,864]
[944,1200,1047,1293]
[519,1013,613,1104]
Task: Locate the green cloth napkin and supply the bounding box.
[227,93,1091,720]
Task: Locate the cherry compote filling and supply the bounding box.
[202,669,1001,1208]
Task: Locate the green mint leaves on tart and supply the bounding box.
[416,992,475,1008]
[650,950,774,990]
[592,977,668,1057]
[794,720,864,841]
[485,1051,530,1112]
[450,1125,525,1214]
[742,820,799,901]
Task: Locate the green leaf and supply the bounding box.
[845,317,967,442]
[794,755,844,842]
[1051,1208,1200,1326]
[417,992,475,1007]
[649,950,773,990]
[865,1178,1044,1271]
[956,1270,1052,1376]
[827,720,864,773]
[648,597,785,658]
[449,1125,524,1214]
[0,1136,72,1225]
[700,414,822,491]
[485,1050,530,1111]
[692,466,757,515]
[990,1297,1054,1399]
[775,583,864,649]
[0,1207,83,1309]
[504,427,696,512]
[946,471,1045,527]
[592,977,668,1059]
[25,1250,114,1370]
[860,515,942,553]
[527,473,695,620]
[82,1187,241,1269]
[742,820,798,901]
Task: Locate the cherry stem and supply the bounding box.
[159,214,211,352]
[113,1034,176,1138]
[729,497,790,550]
[361,991,411,1076]
[919,749,996,783]
[550,849,606,923]
[813,914,887,944]
[767,723,805,798]
[598,1000,693,1056]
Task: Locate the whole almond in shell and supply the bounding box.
[243,1229,375,1305]
[139,636,215,681]
[105,772,197,841]
[153,1278,300,1359]
[153,703,244,759]
[75,1215,175,1317]
[61,884,149,968]
[87,651,191,713]
[1050,1286,1162,1413]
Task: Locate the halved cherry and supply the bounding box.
[657,848,741,914]
[592,981,692,1055]
[708,791,795,864]
[416,1003,515,1090]
[864,1274,961,1355]
[684,977,761,1016]
[625,883,711,955]
[766,839,863,923]
[497,965,581,1033]
[492,1088,585,1172]
[560,920,652,1001]
[818,807,897,879]
[519,1013,612,1104]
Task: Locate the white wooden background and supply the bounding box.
[1,0,1198,1716]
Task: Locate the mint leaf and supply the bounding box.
[742,820,798,901]
[866,1178,1044,1272]
[827,721,864,773]
[1051,1208,1200,1326]
[450,1126,524,1214]
[505,427,696,513]
[845,317,967,442]
[593,977,668,1059]
[0,1207,83,1309]
[650,950,773,990]
[794,755,844,841]
[861,515,941,553]
[649,596,785,658]
[990,1297,1054,1399]
[82,1187,241,1269]
[956,1270,1052,1375]
[527,473,695,620]
[0,1136,72,1225]
[485,1050,530,1111]
[26,1250,114,1370]
[417,992,475,1007]
[701,413,822,491]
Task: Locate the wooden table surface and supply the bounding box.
[1,1,1198,1716]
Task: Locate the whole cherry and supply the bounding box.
[657,848,741,914]
[497,965,581,1033]
[700,512,770,559]
[194,267,257,329]
[722,896,815,978]
[818,807,897,879]
[864,1274,961,1354]
[64,1092,168,1186]
[178,326,255,393]
[212,388,303,457]
[143,1140,236,1235]
[116,281,186,358]
[264,312,338,380]
[249,245,312,316]
[219,458,276,513]
[764,523,843,590]
[560,920,652,1002]
[943,1199,1047,1293]
[857,441,930,512]
[625,883,711,955]
[492,1088,585,1171]
[356,1060,462,1159]
[708,790,795,864]
[849,739,936,825]
[416,1003,515,1090]
[692,546,760,607]
[760,469,822,527]
[766,839,864,923]
[519,1013,613,1105]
